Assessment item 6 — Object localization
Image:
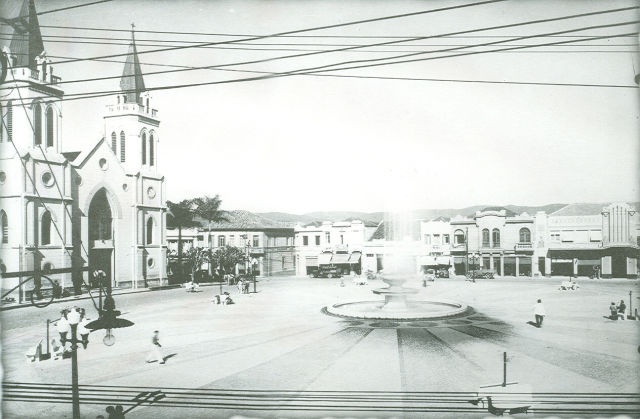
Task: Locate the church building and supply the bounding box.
[0,0,167,299]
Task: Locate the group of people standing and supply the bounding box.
[609,300,627,320]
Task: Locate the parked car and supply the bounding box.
[312,265,342,279]
[436,268,450,278]
[469,269,495,279]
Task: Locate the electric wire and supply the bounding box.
[5,29,635,106]
[43,0,509,66]
[2,10,637,96]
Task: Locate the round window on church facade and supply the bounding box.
[99,158,108,170]
[75,175,82,186]
[41,172,54,187]
[147,257,155,268]
[147,187,156,199]
[122,183,128,191]
[0,171,6,184]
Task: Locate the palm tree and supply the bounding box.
[166,199,199,281]
[192,195,228,278]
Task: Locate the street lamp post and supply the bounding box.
[65,308,82,419]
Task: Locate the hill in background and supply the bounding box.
[191,202,637,229]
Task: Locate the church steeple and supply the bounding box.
[120,24,146,105]
[9,0,45,70]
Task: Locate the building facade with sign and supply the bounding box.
[294,220,378,276]
[0,1,167,298]
[420,204,639,278]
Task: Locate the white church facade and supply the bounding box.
[0,0,167,299]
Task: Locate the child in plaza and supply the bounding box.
[609,302,618,320]
[146,330,164,364]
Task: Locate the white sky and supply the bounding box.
[12,0,640,213]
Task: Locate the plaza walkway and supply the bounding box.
[2,276,639,418]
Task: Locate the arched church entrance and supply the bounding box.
[88,189,114,287]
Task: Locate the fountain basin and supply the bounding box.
[325,299,468,320]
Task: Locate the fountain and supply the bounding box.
[324,173,467,320]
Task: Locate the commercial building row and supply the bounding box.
[166,202,639,279]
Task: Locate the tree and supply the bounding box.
[166,199,199,281]
[184,247,212,283]
[210,245,247,283]
[192,195,228,278]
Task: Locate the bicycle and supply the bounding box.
[1,274,56,308]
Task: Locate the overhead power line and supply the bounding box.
[1,33,637,51]
[46,0,508,66]
[2,18,636,97]
[38,25,639,39]
[2,7,636,93]
[6,30,634,107]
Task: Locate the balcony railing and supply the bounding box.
[515,242,534,252]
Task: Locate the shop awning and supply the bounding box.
[305,257,318,267]
[332,253,350,264]
[318,252,333,265]
[419,256,437,266]
[548,249,603,259]
[436,256,451,265]
[348,252,362,264]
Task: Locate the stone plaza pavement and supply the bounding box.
[2,276,639,418]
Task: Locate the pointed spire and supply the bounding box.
[9,0,45,69]
[120,23,146,104]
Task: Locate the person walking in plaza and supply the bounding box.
[533,299,546,328]
[147,330,164,364]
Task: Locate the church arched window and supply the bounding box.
[111,132,117,154]
[41,210,52,245]
[146,217,154,244]
[149,134,154,166]
[34,104,42,145]
[120,131,126,162]
[1,210,8,244]
[141,132,147,165]
[45,107,54,147]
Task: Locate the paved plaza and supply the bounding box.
[2,276,639,418]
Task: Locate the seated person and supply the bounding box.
[224,295,234,305]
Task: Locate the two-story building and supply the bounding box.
[294,220,378,276]
[166,213,295,277]
[539,203,639,278]
[421,203,639,278]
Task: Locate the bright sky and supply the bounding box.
[9,0,640,213]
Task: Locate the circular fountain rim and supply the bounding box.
[324,298,469,320]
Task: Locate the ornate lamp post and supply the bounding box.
[66,308,81,419]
